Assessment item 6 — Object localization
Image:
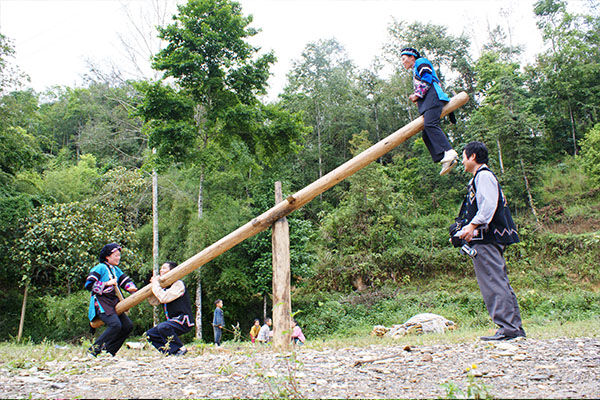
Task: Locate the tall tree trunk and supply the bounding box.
[195,168,205,339]
[519,156,539,224]
[152,155,160,326]
[263,294,267,322]
[195,275,203,340]
[374,102,383,163]
[317,119,323,179]
[496,137,505,175]
[17,283,28,342]
[197,169,204,219]
[568,103,578,156]
[193,104,207,339]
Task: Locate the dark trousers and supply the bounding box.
[146,320,192,354]
[213,326,222,346]
[472,243,525,337]
[91,312,133,356]
[422,104,452,162]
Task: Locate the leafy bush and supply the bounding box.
[293,287,600,339]
[14,201,142,295]
[580,123,600,187]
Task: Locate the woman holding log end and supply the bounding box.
[400,47,458,175]
[85,243,138,357]
[145,261,194,356]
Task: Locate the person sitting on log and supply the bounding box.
[85,243,138,357]
[400,46,458,175]
[146,261,194,356]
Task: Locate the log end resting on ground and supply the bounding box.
[115,92,469,315]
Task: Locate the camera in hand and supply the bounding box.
[460,243,477,258]
[449,220,478,258]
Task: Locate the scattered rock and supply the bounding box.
[530,374,552,381]
[372,313,455,339]
[1,337,599,399]
[91,377,115,384]
[50,382,67,389]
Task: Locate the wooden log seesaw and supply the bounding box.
[114,92,470,316]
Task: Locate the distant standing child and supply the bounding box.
[256,317,272,344]
[213,299,224,346]
[249,319,261,343]
[400,47,458,175]
[291,319,306,345]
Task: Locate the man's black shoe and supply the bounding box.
[480,332,523,341]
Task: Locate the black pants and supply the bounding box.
[422,104,452,163]
[146,320,192,354]
[91,312,133,356]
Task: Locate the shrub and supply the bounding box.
[580,123,600,187]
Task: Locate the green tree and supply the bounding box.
[40,154,101,203]
[282,39,365,183]
[469,51,541,217]
[150,0,297,217]
[147,0,305,339]
[527,0,600,156]
[14,202,141,294]
[580,123,600,187]
[37,83,147,166]
[0,33,27,94]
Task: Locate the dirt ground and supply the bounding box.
[1,336,599,399]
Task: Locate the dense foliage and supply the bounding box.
[0,0,599,342]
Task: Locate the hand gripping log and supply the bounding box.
[115,91,469,315]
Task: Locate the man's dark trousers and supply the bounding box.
[472,243,525,337]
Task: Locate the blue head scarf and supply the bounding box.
[400,47,420,59]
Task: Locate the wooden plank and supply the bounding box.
[116,92,469,314]
[272,181,291,351]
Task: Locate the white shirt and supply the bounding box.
[470,165,499,227]
[256,324,270,342]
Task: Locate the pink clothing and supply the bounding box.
[292,325,305,343]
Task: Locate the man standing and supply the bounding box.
[212,299,224,346]
[400,47,458,175]
[457,141,526,341]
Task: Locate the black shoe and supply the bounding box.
[480,332,523,341]
[174,347,187,356]
[87,347,99,358]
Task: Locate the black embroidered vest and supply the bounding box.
[460,166,520,245]
[164,283,194,321]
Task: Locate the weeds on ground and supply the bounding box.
[255,352,303,399]
[441,364,492,399]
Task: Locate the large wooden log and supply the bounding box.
[116,91,469,314]
[272,181,292,351]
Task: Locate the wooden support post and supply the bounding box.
[116,92,469,315]
[272,181,291,351]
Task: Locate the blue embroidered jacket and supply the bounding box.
[412,57,450,102]
[85,263,136,321]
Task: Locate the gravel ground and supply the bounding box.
[1,337,599,399]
